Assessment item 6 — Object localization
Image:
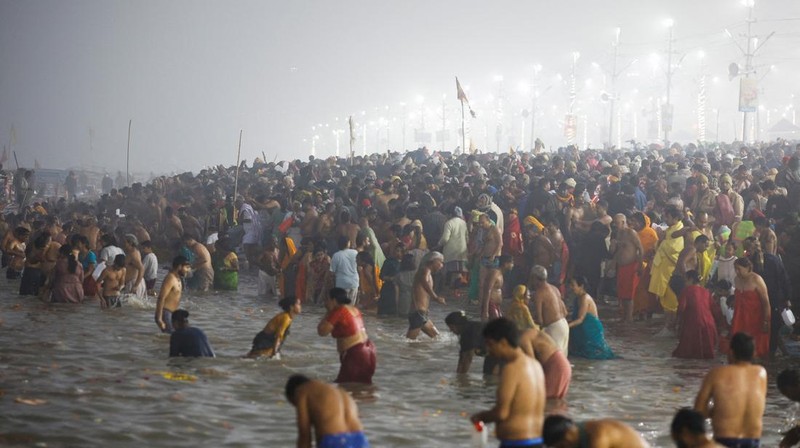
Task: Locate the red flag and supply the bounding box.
[455,77,476,118]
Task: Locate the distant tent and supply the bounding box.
[768,118,800,139]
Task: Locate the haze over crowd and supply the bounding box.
[1,0,799,175]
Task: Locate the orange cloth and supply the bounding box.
[728,289,770,359]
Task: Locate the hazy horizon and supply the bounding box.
[1,0,799,176]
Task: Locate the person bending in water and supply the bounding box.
[529,265,569,356]
[518,326,571,400]
[542,415,650,447]
[318,287,376,384]
[96,254,126,308]
[155,256,191,333]
[246,296,301,358]
[471,318,545,448]
[444,311,499,375]
[694,332,766,448]
[406,251,446,340]
[169,309,215,357]
[671,408,724,448]
[285,374,369,448]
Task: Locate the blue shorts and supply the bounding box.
[319,431,369,448]
[481,257,499,268]
[156,309,174,334]
[499,438,544,448]
[715,438,760,448]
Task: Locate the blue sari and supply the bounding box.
[569,299,615,359]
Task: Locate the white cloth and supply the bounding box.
[330,248,359,289]
[438,217,468,264]
[99,245,125,265]
[239,203,261,245]
[544,318,570,357]
[125,278,147,300]
[205,232,219,246]
[258,270,276,297]
[142,252,158,282]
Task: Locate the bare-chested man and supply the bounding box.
[694,332,767,448]
[4,226,29,280]
[183,234,213,292]
[753,217,777,256]
[285,374,369,448]
[79,216,100,251]
[611,214,643,322]
[155,256,191,333]
[675,235,711,285]
[519,327,571,400]
[543,415,650,447]
[483,255,514,320]
[122,234,146,299]
[479,212,503,321]
[528,265,569,356]
[97,254,126,309]
[407,251,446,339]
[471,318,545,448]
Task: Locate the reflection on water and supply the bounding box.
[0,276,795,447]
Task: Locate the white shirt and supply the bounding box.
[99,245,125,265]
[330,248,359,289]
[142,252,158,281]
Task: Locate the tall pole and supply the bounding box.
[742,4,754,143]
[401,104,407,151]
[609,27,620,147]
[233,129,243,202]
[697,53,707,143]
[567,52,579,145]
[664,21,674,145]
[530,65,541,150]
[441,95,447,152]
[461,99,466,154]
[126,119,132,187]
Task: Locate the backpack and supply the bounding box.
[714,193,734,227]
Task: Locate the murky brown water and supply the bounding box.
[1,276,796,447]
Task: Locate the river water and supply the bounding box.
[1,275,796,447]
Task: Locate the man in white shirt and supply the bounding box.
[98,234,125,265]
[329,235,359,305]
[140,240,159,295]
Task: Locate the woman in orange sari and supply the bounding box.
[630,212,660,318]
[278,236,297,299]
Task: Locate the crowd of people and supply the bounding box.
[4,139,800,447]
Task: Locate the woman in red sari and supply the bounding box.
[728,257,771,359]
[673,270,719,359]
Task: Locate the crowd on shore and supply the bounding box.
[3,139,800,447]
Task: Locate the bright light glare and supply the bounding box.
[493,75,504,82]
[663,18,674,28]
[697,50,705,59]
[518,82,531,94]
[415,95,424,104]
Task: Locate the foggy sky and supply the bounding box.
[1,0,799,176]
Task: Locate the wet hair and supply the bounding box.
[337,235,350,251]
[694,235,709,246]
[285,374,311,402]
[671,408,706,436]
[543,415,575,445]
[59,244,78,274]
[124,234,138,248]
[734,257,753,270]
[328,287,351,304]
[278,296,299,312]
[664,204,683,220]
[172,255,190,269]
[777,369,800,392]
[570,276,588,288]
[101,234,118,247]
[629,211,646,226]
[715,279,732,291]
[70,234,89,248]
[171,309,189,323]
[730,332,755,361]
[113,254,126,269]
[482,318,519,348]
[444,311,468,327]
[140,240,152,249]
[530,265,548,282]
[685,270,701,284]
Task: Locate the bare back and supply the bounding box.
[495,353,545,441]
[536,283,566,326]
[694,364,767,439]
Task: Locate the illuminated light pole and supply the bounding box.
[530,64,542,150]
[697,50,707,143]
[566,52,580,145]
[663,18,675,145]
[608,27,620,148]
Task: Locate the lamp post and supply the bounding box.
[663,18,675,145]
[697,50,707,144]
[608,27,620,148]
[530,64,542,150]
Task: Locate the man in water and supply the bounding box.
[182,233,213,291]
[518,327,571,400]
[444,311,499,375]
[611,213,643,322]
[542,415,649,447]
[285,374,369,448]
[478,212,503,321]
[122,234,146,299]
[694,333,767,448]
[671,408,724,448]
[155,256,191,333]
[471,318,545,448]
[169,309,215,357]
[529,265,569,356]
[483,255,514,320]
[96,254,126,309]
[407,251,446,339]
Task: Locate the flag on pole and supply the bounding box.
[456,77,476,118]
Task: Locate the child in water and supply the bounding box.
[246,296,301,359]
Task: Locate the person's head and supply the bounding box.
[140,240,153,253]
[729,332,755,363]
[181,233,197,245]
[733,257,753,278]
[697,173,709,190]
[113,254,126,269]
[328,287,351,305]
[337,235,351,251]
[512,285,529,303]
[714,279,732,296]
[612,213,627,230]
[777,369,800,402]
[278,296,302,315]
[685,269,701,286]
[478,212,493,229]
[444,310,469,334]
[482,318,520,358]
[695,211,709,230]
[719,173,733,192]
[694,235,710,253]
[529,265,548,288]
[664,205,683,225]
[172,255,192,277]
[724,240,736,257]
[426,251,445,273]
[569,276,588,295]
[629,211,646,232]
[542,415,578,448]
[671,408,710,448]
[595,200,608,215]
[171,309,190,330]
[123,234,138,250]
[284,374,311,405]
[499,255,514,271]
[753,216,769,230]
